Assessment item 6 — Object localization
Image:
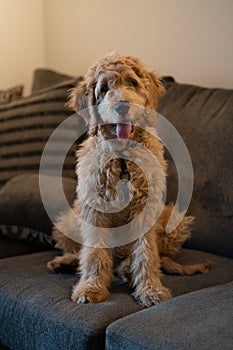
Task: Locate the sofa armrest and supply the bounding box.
[106,281,233,350]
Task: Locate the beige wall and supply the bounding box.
[44,0,233,89]
[0,0,45,95]
[1,0,233,94]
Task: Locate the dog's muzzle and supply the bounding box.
[114,102,130,116]
[114,102,132,139]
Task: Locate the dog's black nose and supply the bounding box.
[114,101,130,116]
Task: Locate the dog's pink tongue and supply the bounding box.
[116,124,132,139]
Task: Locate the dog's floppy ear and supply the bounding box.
[142,71,165,127]
[146,71,165,110]
[66,74,99,136]
[66,79,89,112]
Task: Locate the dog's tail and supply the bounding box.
[157,204,213,275]
[156,203,194,256]
[161,256,213,275]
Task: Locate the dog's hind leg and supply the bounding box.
[47,207,82,273]
[47,253,79,274]
[161,256,213,275]
[52,205,82,253]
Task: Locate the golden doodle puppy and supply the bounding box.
[47,52,212,307]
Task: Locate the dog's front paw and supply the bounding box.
[132,285,172,307]
[72,282,110,304]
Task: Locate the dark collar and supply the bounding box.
[119,158,130,180]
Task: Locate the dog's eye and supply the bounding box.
[128,79,138,88]
[100,83,110,94]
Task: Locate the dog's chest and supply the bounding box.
[77,139,165,226]
[97,158,147,201]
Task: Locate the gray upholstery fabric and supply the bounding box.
[0,237,51,259]
[0,251,142,350]
[31,69,75,93]
[0,174,76,245]
[0,249,232,350]
[157,82,233,258]
[106,281,233,350]
[161,248,233,297]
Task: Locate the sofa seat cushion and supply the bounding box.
[0,251,143,350]
[0,249,233,350]
[106,281,233,350]
[161,248,233,297]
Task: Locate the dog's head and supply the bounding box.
[67,52,165,139]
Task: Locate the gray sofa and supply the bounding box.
[0,69,232,350]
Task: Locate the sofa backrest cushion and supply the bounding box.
[157,82,233,258]
[31,68,74,93]
[0,174,76,247]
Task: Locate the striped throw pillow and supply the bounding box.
[0,78,83,188]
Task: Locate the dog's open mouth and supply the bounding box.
[115,123,133,139]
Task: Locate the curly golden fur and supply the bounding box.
[47,52,212,307]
